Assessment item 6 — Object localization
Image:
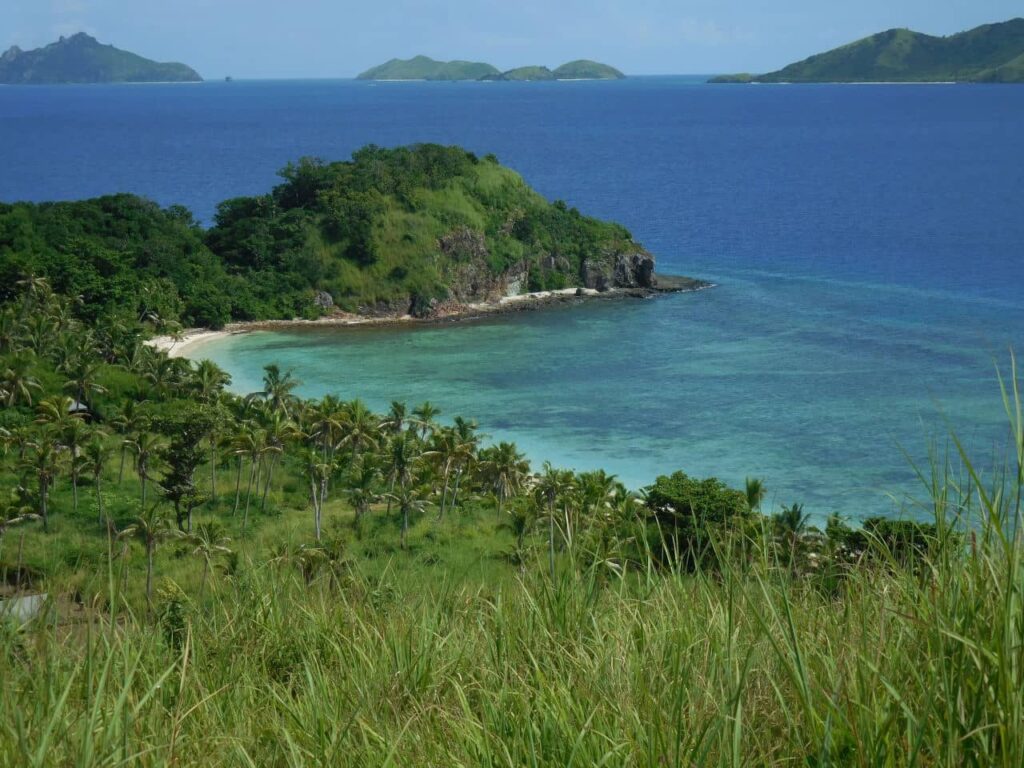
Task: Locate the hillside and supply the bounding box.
[358,56,626,81]
[553,59,626,80]
[0,144,673,328]
[0,33,201,84]
[356,56,499,81]
[710,18,1024,83]
[482,66,556,82]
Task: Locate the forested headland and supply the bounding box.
[0,144,667,330]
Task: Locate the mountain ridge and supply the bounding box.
[710,18,1024,83]
[0,33,202,84]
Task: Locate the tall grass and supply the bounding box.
[3,402,1023,766]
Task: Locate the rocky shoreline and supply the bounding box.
[150,276,712,358]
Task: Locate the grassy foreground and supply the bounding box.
[2,484,1023,767]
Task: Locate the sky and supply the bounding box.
[2,1,1021,78]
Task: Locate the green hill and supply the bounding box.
[552,60,626,80]
[356,56,499,81]
[482,66,556,82]
[0,33,201,84]
[0,144,668,328]
[710,18,1024,83]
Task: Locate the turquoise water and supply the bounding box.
[198,271,1020,520]
[3,79,1023,520]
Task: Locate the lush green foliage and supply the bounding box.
[0,33,201,85]
[710,18,1024,83]
[5,280,1021,765]
[0,145,644,326]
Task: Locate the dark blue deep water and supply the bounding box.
[3,78,1023,519]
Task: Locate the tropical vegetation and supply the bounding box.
[2,273,1023,765]
[0,144,652,328]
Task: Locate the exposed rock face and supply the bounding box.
[313,290,334,310]
[581,249,656,291]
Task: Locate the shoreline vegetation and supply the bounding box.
[0,144,684,330]
[151,277,713,358]
[2,275,1024,764]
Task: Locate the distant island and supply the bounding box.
[358,56,625,82]
[710,18,1024,84]
[0,33,202,84]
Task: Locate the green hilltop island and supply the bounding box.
[710,18,1024,83]
[358,56,625,81]
[0,32,202,84]
[0,144,698,328]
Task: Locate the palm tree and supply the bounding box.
[192,362,231,501]
[411,401,441,440]
[381,401,408,436]
[248,364,300,415]
[384,431,418,518]
[111,400,149,483]
[0,356,42,407]
[345,455,382,534]
[63,417,89,514]
[774,502,809,574]
[443,416,479,517]
[82,430,112,525]
[480,442,530,519]
[387,482,429,550]
[63,357,107,407]
[130,431,162,514]
[229,424,267,533]
[745,477,767,514]
[186,521,232,598]
[119,504,177,606]
[259,409,294,513]
[536,462,576,578]
[299,447,335,542]
[20,432,64,532]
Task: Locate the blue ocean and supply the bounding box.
[2,78,1023,520]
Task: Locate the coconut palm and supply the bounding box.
[119,504,177,606]
[130,431,162,514]
[387,482,429,550]
[19,432,64,532]
[0,356,42,407]
[442,416,479,517]
[63,357,107,407]
[248,364,300,415]
[299,447,335,542]
[259,409,294,513]
[480,441,530,519]
[384,430,419,518]
[186,521,232,598]
[82,430,112,525]
[411,401,441,440]
[745,477,767,513]
[111,400,149,483]
[345,455,382,534]
[62,417,89,514]
[381,401,408,436]
[536,462,576,578]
